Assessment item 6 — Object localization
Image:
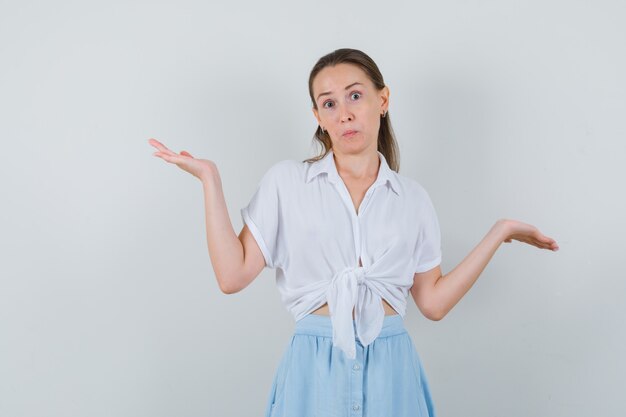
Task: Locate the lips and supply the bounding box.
[342,129,358,137]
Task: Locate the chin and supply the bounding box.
[337,141,373,155]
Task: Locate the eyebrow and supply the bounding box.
[316,82,364,102]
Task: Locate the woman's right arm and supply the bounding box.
[201,169,266,294]
[149,138,265,294]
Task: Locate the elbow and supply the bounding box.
[428,311,444,321]
[414,295,445,321]
[217,274,242,295]
[425,305,446,321]
[220,284,237,295]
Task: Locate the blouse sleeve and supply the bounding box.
[240,164,281,269]
[413,189,442,273]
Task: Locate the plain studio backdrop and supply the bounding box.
[0,1,624,416]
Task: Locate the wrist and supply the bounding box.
[493,218,512,242]
[200,166,219,186]
[199,169,220,187]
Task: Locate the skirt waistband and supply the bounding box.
[294,313,407,338]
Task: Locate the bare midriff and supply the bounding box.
[311,299,398,318]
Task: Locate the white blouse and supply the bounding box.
[241,149,442,360]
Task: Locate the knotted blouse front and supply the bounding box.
[240,149,442,360]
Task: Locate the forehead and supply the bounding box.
[312,63,372,95]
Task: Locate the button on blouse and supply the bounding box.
[241,149,442,360]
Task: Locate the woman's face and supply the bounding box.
[312,63,389,155]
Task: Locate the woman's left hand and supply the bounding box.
[499,219,559,251]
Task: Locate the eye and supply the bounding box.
[350,91,361,100]
[322,100,334,109]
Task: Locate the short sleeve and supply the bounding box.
[240,165,281,269]
[413,189,442,273]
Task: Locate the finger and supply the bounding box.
[148,138,167,150]
[521,236,544,247]
[181,150,193,158]
[538,236,558,250]
[148,138,170,153]
[511,234,559,251]
[153,152,185,164]
[536,233,555,244]
[535,238,557,250]
[148,138,177,156]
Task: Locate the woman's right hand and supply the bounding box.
[148,138,216,182]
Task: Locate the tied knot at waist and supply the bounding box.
[352,266,366,285]
[340,265,367,283]
[325,266,385,360]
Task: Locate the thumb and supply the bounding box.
[180,150,193,158]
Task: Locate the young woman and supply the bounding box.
[149,48,558,417]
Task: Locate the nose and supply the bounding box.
[339,103,354,123]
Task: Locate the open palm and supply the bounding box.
[502,219,559,251]
[148,138,215,181]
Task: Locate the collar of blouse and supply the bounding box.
[305,149,401,196]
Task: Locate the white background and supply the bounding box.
[1,1,624,416]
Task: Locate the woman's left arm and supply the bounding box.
[410,219,559,321]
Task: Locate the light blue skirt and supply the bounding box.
[264,313,436,417]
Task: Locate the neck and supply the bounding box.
[333,148,380,182]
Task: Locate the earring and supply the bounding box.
[320,126,325,133]
[382,110,387,118]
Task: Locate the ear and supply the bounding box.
[379,85,390,113]
[311,106,321,125]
